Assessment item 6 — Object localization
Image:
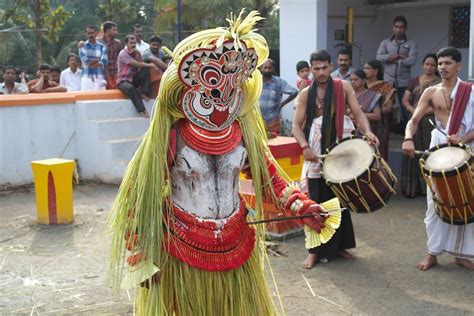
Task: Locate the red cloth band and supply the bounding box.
[448,81,472,136]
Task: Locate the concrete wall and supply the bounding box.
[280,0,328,87]
[0,94,152,187]
[0,103,76,187]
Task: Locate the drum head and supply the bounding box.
[425,146,470,172]
[322,138,374,183]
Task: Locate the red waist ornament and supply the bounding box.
[163,199,256,271]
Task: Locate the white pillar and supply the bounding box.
[469,0,474,80]
[280,0,328,85]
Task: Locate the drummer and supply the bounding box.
[402,47,474,271]
[293,49,379,269]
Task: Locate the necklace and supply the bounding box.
[316,97,324,109]
[441,87,452,111]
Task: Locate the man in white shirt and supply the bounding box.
[132,24,150,54]
[0,66,28,94]
[60,53,82,91]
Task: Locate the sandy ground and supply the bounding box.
[0,182,473,315]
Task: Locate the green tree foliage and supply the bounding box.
[0,1,279,75]
[154,0,279,48]
[2,0,70,67]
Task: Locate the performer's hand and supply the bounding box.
[140,272,161,289]
[303,147,318,163]
[298,203,326,233]
[402,139,415,157]
[447,134,462,145]
[365,132,380,147]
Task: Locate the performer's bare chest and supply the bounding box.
[431,88,452,127]
[170,134,247,219]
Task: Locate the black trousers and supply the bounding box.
[117,68,151,113]
[307,178,356,261]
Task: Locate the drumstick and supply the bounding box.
[246,208,346,225]
[317,150,352,159]
[428,118,468,147]
[414,150,430,156]
[429,118,448,137]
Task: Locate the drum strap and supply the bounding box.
[305,77,345,153]
[448,81,472,136]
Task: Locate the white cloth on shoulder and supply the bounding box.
[425,79,474,259]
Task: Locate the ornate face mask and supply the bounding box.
[178,41,257,131]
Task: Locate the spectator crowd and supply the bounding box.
[0,22,170,118]
[258,16,421,156]
[255,15,459,202]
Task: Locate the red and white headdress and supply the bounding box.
[177,40,258,154]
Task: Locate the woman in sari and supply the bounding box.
[349,69,383,142]
[401,53,441,197]
[364,59,396,160]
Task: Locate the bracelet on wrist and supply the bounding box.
[403,138,414,143]
[301,144,310,150]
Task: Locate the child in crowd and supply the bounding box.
[296,60,312,91]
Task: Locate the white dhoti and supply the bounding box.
[425,79,474,260]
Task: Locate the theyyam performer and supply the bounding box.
[108,10,342,315]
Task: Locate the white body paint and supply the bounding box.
[171,133,247,219]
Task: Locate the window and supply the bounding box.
[450,6,470,49]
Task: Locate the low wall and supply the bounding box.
[0,91,146,188]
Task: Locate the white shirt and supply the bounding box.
[0,81,28,94]
[136,40,150,55]
[60,67,82,92]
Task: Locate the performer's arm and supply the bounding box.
[403,87,435,157]
[242,157,326,233]
[292,88,318,162]
[344,81,379,145]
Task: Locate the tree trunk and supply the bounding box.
[34,0,43,66]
